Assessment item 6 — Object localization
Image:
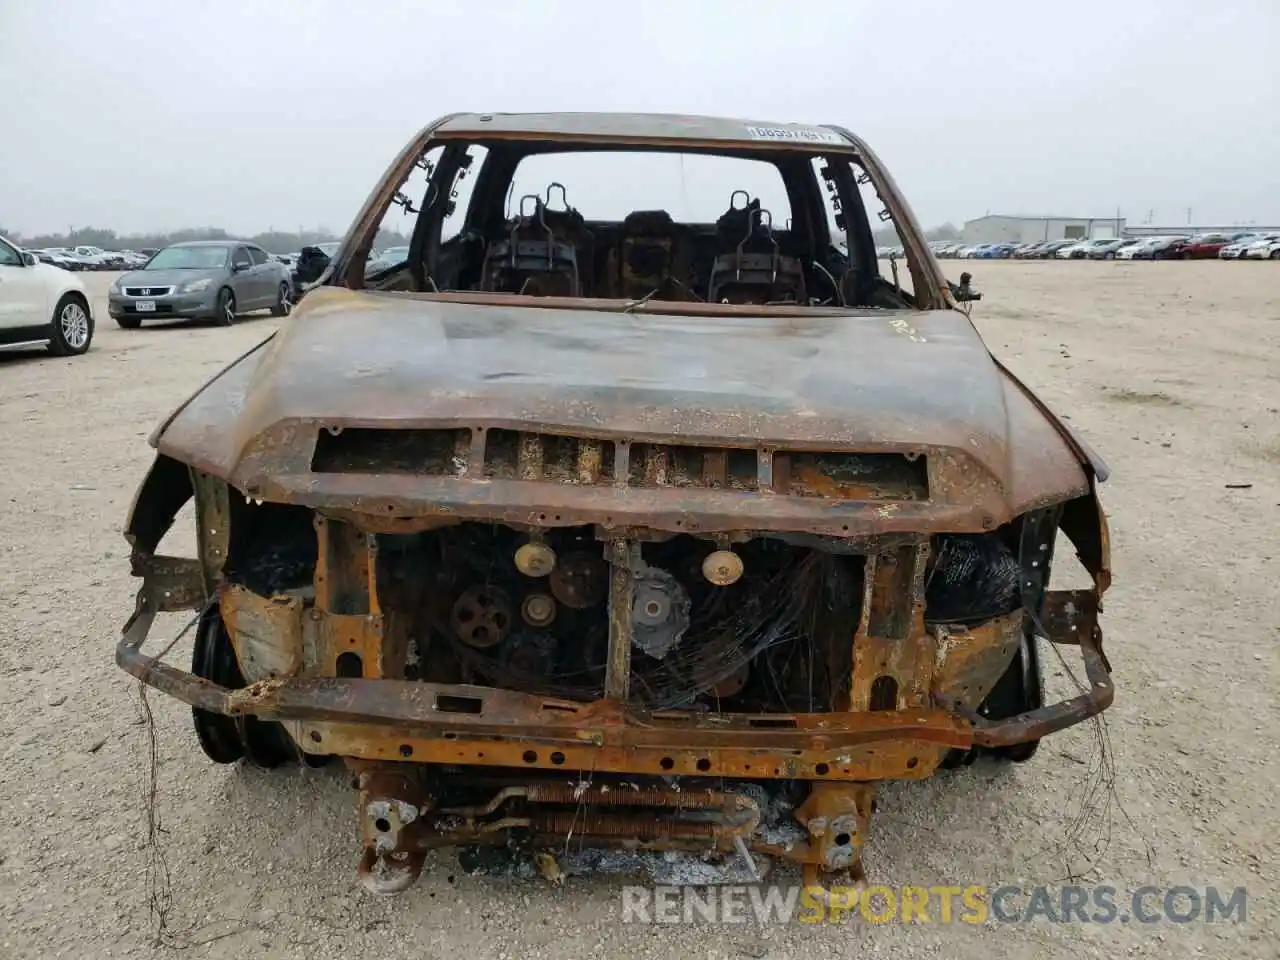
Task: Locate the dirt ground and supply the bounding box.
[0,262,1276,959]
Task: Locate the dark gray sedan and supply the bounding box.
[108,240,294,328]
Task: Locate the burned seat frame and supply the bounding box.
[480,183,589,297]
[707,191,807,304]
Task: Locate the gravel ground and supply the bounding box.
[0,262,1276,959]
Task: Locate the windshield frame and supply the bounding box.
[144,244,231,270]
[323,118,953,313]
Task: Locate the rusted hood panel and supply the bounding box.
[249,290,1004,447]
[156,289,1089,509]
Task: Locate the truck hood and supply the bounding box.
[155,288,1092,514]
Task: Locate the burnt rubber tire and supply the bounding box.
[1270,250,1280,260]
[270,281,292,318]
[47,293,94,356]
[191,604,246,764]
[980,633,1044,763]
[115,314,142,330]
[941,632,1044,768]
[238,715,299,769]
[190,603,301,768]
[216,287,236,326]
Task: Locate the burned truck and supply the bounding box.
[118,112,1113,893]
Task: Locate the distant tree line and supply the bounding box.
[1,225,411,254]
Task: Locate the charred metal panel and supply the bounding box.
[604,539,637,700]
[930,611,1024,711]
[124,454,194,554]
[848,544,932,712]
[120,112,1117,897]
[315,517,374,615]
[219,296,1019,485]
[314,428,926,503]
[312,427,471,476]
[221,583,304,683]
[307,721,949,782]
[1040,590,1099,646]
[782,452,928,501]
[192,471,231,593]
[133,555,205,611]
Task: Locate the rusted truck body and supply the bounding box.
[118,112,1113,892]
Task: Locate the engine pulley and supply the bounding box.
[450,586,513,649]
[549,550,608,608]
[514,541,557,578]
[702,549,744,586]
[631,567,691,660]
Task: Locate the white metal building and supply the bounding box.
[961,215,1126,244]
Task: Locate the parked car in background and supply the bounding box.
[294,241,342,292]
[1115,238,1159,260]
[1243,236,1280,260]
[1087,238,1145,260]
[1056,238,1115,260]
[1178,233,1240,259]
[116,250,151,269]
[1135,236,1189,260]
[40,247,90,270]
[108,240,294,328]
[1013,241,1051,259]
[1217,235,1264,259]
[1035,240,1078,258]
[31,248,81,270]
[366,245,411,276]
[977,243,1019,259]
[0,236,95,356]
[71,245,123,269]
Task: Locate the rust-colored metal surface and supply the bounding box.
[930,611,1025,711]
[220,584,303,683]
[156,289,1086,532]
[795,782,875,873]
[116,110,1115,895]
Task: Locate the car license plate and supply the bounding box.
[136,300,156,312]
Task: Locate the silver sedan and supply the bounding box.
[108,240,294,328]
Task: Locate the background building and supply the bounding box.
[961,215,1125,244]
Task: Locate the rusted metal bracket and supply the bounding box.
[796,782,874,878]
[969,622,1112,748]
[604,538,637,700]
[192,470,231,594]
[1040,589,1098,643]
[1040,587,1108,673]
[131,555,206,611]
[849,543,931,711]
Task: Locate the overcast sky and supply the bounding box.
[2,0,1277,237]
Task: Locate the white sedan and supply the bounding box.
[1243,237,1280,260]
[1217,235,1265,259]
[0,235,95,356]
[1115,237,1168,260]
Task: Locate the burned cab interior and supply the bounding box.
[350,138,926,310]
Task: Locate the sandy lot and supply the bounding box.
[0,262,1276,959]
